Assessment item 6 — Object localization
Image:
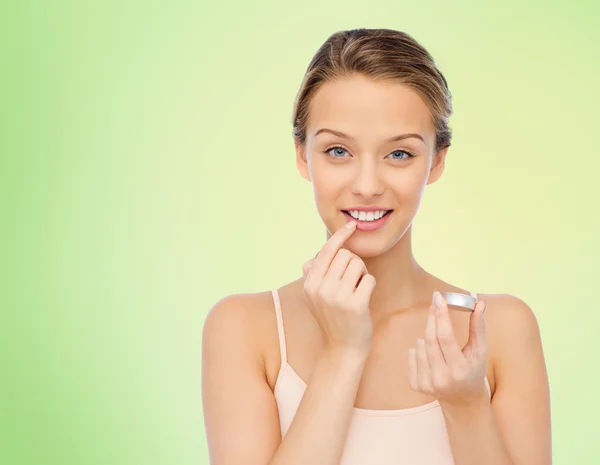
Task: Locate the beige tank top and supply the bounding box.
[271,289,491,465]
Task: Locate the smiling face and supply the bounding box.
[296,73,448,258]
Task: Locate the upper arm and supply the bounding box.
[202,294,281,465]
[488,294,552,465]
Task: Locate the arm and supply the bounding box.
[440,295,552,465]
[202,294,368,465]
[274,345,367,464]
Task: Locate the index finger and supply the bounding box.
[311,220,357,278]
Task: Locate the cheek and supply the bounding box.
[312,179,341,216]
[310,157,348,201]
[384,168,429,200]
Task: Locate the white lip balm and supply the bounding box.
[442,292,477,312]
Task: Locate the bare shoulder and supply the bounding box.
[202,290,277,352]
[203,291,273,329]
[478,293,546,387]
[480,293,542,346]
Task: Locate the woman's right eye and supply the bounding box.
[325,146,349,158]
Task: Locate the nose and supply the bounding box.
[350,158,384,199]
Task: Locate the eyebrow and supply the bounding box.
[314,128,425,144]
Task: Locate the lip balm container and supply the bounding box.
[442,292,477,312]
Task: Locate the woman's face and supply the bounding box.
[296,73,448,258]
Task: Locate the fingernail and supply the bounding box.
[434,291,444,308]
[346,220,356,229]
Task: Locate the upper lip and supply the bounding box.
[342,206,393,212]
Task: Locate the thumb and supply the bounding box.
[465,300,487,352]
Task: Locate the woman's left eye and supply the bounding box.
[386,150,415,160]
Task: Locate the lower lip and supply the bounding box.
[342,211,392,231]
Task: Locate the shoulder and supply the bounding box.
[479,293,544,371]
[203,291,272,326]
[481,293,541,341]
[202,291,276,345]
[202,291,275,360]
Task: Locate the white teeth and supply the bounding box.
[348,210,389,221]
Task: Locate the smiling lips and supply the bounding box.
[341,207,393,231]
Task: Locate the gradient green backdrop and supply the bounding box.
[2,1,599,464]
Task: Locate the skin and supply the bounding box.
[202,73,552,464]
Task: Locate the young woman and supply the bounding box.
[201,28,551,465]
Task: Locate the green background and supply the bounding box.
[2,0,598,463]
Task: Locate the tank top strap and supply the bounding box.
[271,289,287,365]
[470,290,478,300]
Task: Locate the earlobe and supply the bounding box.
[295,143,311,182]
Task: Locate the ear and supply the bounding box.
[295,142,311,182]
[426,146,448,185]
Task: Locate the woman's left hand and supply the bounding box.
[407,291,489,407]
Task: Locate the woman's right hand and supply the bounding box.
[302,221,377,357]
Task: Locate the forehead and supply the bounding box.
[307,74,435,145]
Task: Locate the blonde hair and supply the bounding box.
[292,28,453,152]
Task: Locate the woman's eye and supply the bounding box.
[386,150,415,160]
[326,147,349,158]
